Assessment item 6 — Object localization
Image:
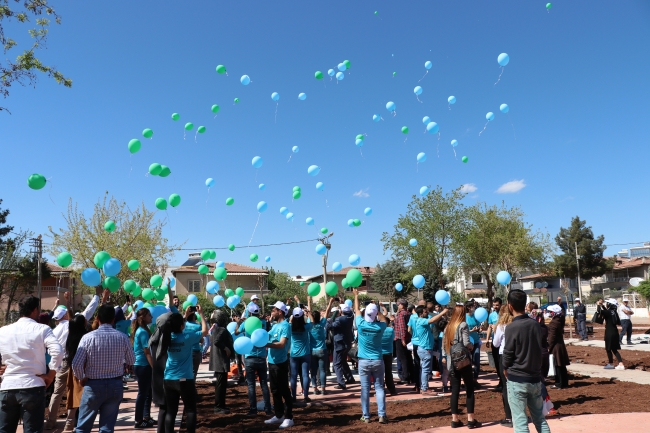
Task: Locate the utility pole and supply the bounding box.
[575,241,582,302]
[319,233,334,302]
[30,235,43,307]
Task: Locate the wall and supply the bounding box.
[173,272,266,298]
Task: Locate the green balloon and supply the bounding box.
[171,113,180,121]
[159,165,171,177]
[197,126,206,134]
[250,253,258,262]
[346,269,363,288]
[325,281,339,297]
[132,284,142,297]
[182,300,192,310]
[169,193,181,207]
[104,220,116,232]
[150,275,163,288]
[127,306,133,313]
[307,282,321,297]
[105,276,121,293]
[293,191,301,199]
[198,264,209,275]
[374,11,378,15]
[149,163,162,176]
[94,251,111,268]
[299,282,304,286]
[142,288,154,301]
[393,72,396,77]
[128,139,141,154]
[216,65,226,74]
[224,288,234,297]
[143,128,153,138]
[27,173,46,190]
[226,197,234,206]
[128,259,140,271]
[343,60,351,69]
[546,3,552,9]
[320,228,328,234]
[124,279,136,293]
[356,134,364,141]
[244,316,262,334]
[315,71,323,80]
[228,244,235,251]
[292,186,301,192]
[154,288,166,301]
[155,198,167,210]
[462,156,468,163]
[185,122,194,131]
[353,219,361,227]
[143,302,154,309]
[211,104,220,113]
[200,249,211,261]
[341,278,349,289]
[401,126,409,134]
[214,267,227,281]
[209,250,216,260]
[234,98,239,104]
[56,252,72,267]
[235,287,244,297]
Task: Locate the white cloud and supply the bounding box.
[353,188,369,198]
[496,179,526,194]
[460,183,478,193]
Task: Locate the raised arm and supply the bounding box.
[427,308,448,324]
[353,288,361,316]
[197,305,208,337]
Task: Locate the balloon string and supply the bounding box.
[416,95,422,104]
[509,113,517,140]
[47,178,57,207]
[479,121,489,136]
[183,131,186,140]
[392,111,396,117]
[448,104,451,111]
[359,148,363,158]
[248,213,261,246]
[206,188,210,207]
[274,102,278,124]
[494,67,504,86]
[194,131,198,143]
[417,70,428,83]
[214,114,218,119]
[287,154,292,163]
[437,142,440,158]
[325,198,329,208]
[452,147,457,159]
[129,154,132,177]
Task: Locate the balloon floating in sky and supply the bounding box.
[355,138,363,147]
[332,262,342,272]
[315,71,323,80]
[292,146,299,153]
[338,62,346,72]
[414,86,422,95]
[448,95,456,105]
[320,227,328,234]
[271,92,279,101]
[328,69,335,77]
[128,139,141,154]
[426,122,439,134]
[307,165,320,176]
[401,126,409,134]
[462,156,468,163]
[395,283,403,292]
[298,93,306,100]
[349,254,361,266]
[211,105,219,114]
[347,219,355,228]
[206,178,215,188]
[185,123,194,131]
[336,72,344,81]
[197,126,206,134]
[158,165,170,177]
[240,75,251,85]
[451,140,458,147]
[155,198,167,210]
[27,174,46,190]
[226,197,234,206]
[216,65,226,74]
[315,244,327,255]
[252,156,263,169]
[343,60,350,69]
[500,104,509,113]
[417,152,426,163]
[386,101,396,114]
[373,114,381,122]
[392,72,396,77]
[250,253,258,262]
[420,186,430,196]
[486,112,495,121]
[306,217,314,225]
[265,256,271,263]
[257,201,267,212]
[316,182,324,191]
[286,212,294,221]
[171,113,180,121]
[495,53,510,85]
[425,61,432,70]
[409,238,418,247]
[142,128,153,139]
[364,207,372,216]
[259,183,265,190]
[413,275,425,289]
[280,207,288,215]
[234,98,239,104]
[422,116,430,125]
[497,271,512,285]
[546,2,552,10]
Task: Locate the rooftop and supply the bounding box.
[171,262,269,275]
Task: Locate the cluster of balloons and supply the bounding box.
[200,249,217,261]
[148,163,171,177]
[347,218,361,228]
[155,194,181,210]
[292,186,301,200]
[355,134,365,147]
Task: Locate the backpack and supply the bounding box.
[450,323,472,370]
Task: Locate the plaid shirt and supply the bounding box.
[393,309,411,341]
[72,324,135,380]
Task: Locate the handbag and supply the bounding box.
[450,325,472,370]
[548,354,556,376]
[592,308,604,325]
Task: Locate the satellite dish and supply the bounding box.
[535,282,542,289]
[533,288,540,293]
[542,282,548,288]
[541,288,548,293]
[630,277,643,287]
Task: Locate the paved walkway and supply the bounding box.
[566,335,650,350]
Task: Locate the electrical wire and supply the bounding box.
[173,238,320,251]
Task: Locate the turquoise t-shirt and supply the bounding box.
[488,311,499,326]
[416,317,434,350]
[290,322,312,358]
[355,316,386,360]
[184,322,203,352]
[268,320,291,365]
[133,327,151,366]
[164,329,203,380]
[408,313,420,345]
[245,320,268,359]
[465,314,480,344]
[381,327,394,356]
[115,320,131,336]
[308,318,327,352]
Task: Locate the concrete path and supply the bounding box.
[566,363,650,385]
[566,335,650,350]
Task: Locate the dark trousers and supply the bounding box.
[192,351,202,379]
[620,319,632,344]
[382,354,396,394]
[412,344,421,389]
[163,379,197,433]
[214,372,228,409]
[576,316,588,340]
[554,364,569,388]
[492,344,503,387]
[333,345,353,386]
[497,355,511,419]
[450,365,475,415]
[269,360,293,420]
[471,345,481,379]
[134,364,153,422]
[395,340,415,383]
[0,387,45,433]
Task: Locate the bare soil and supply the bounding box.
[567,344,650,370]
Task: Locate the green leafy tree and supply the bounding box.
[1,0,72,113]
[262,267,303,313]
[371,259,413,302]
[632,281,650,302]
[554,216,613,280]
[0,198,13,244]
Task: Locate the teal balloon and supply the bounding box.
[413,275,425,289]
[497,271,512,285]
[252,156,263,168]
[426,122,439,134]
[448,96,456,104]
[420,186,430,196]
[498,53,510,67]
[500,104,509,113]
[271,92,280,101]
[417,152,426,163]
[486,112,495,121]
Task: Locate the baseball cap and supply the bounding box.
[52,306,67,321]
[606,298,619,306]
[248,304,260,315]
[547,305,563,314]
[330,307,339,313]
[623,299,629,303]
[292,307,304,318]
[340,304,351,313]
[364,303,378,323]
[574,298,581,302]
[251,295,260,301]
[271,301,288,315]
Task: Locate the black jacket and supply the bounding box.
[573,304,587,318]
[502,315,542,383]
[328,312,354,349]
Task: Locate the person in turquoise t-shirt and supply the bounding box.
[380,313,396,395]
[289,306,313,402]
[408,302,424,391]
[240,303,272,416]
[352,288,388,424]
[485,297,503,391]
[160,305,207,433]
[307,293,328,396]
[464,300,483,386]
[264,301,294,429]
[131,308,154,428]
[183,307,203,379]
[414,305,448,393]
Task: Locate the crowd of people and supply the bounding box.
[0,284,638,433]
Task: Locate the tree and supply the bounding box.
[263,267,303,313]
[453,202,551,307]
[554,216,613,281]
[632,281,650,302]
[47,194,181,300]
[371,259,413,302]
[381,186,467,291]
[1,0,72,113]
[0,199,13,244]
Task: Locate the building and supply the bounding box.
[517,273,580,303]
[618,243,650,259]
[303,266,376,302]
[590,256,650,294]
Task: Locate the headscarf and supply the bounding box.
[546,304,563,318]
[212,309,229,328]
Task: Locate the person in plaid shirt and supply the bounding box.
[393,299,415,387]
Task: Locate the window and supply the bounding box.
[188,280,201,293]
[471,274,482,284]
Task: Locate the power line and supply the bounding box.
[173,238,320,251]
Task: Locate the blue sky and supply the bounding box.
[2,1,649,276]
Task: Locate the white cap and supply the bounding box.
[547,305,563,314]
[330,307,339,313]
[340,304,351,313]
[364,303,378,323]
[622,299,629,303]
[52,306,67,321]
[574,298,581,302]
[606,298,618,306]
[251,295,260,300]
[248,304,260,315]
[292,307,304,318]
[271,301,288,315]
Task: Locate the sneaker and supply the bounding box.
[346,378,357,384]
[359,416,370,423]
[451,420,464,428]
[604,364,615,370]
[303,396,311,403]
[278,418,294,429]
[214,407,230,414]
[314,388,321,395]
[546,408,559,417]
[145,418,157,427]
[265,416,285,425]
[627,342,634,345]
[246,409,258,416]
[44,420,57,430]
[500,419,513,428]
[378,416,388,424]
[615,364,625,370]
[134,421,149,429]
[334,384,347,390]
[467,419,482,429]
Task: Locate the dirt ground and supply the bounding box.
[191,375,650,433]
[567,344,650,370]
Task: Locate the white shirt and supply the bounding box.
[52,295,100,350]
[0,317,63,390]
[493,324,507,355]
[619,304,633,320]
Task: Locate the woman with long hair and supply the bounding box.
[442,305,481,429]
[161,306,208,433]
[289,305,313,402]
[132,308,154,428]
[492,305,513,427]
[63,315,88,432]
[546,305,570,389]
[308,302,328,396]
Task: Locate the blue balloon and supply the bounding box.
[315,244,327,255]
[234,336,254,355]
[417,152,426,163]
[149,305,167,322]
[280,207,288,215]
[307,165,320,176]
[271,92,279,101]
[169,277,176,288]
[336,72,344,80]
[265,256,271,262]
[345,299,353,307]
[216,261,225,268]
[349,254,361,266]
[347,219,355,228]
[420,186,430,196]
[306,217,314,225]
[102,258,121,277]
[227,322,238,334]
[448,96,456,104]
[414,86,423,95]
[251,328,269,347]
[497,53,509,67]
[206,178,215,188]
[316,182,324,191]
[395,283,403,292]
[500,104,509,113]
[259,183,266,190]
[497,271,512,285]
[435,290,450,306]
[409,238,418,247]
[81,268,101,286]
[187,294,198,306]
[422,116,430,125]
[298,93,306,100]
[425,61,432,70]
[206,281,219,294]
[486,112,495,121]
[355,138,363,147]
[386,101,396,112]
[227,295,240,309]
[337,62,347,72]
[257,201,268,212]
[373,114,381,122]
[426,122,439,134]
[332,262,343,272]
[451,139,458,147]
[241,75,251,85]
[328,69,335,76]
[213,295,225,308]
[286,212,294,221]
[252,156,263,168]
[292,146,299,153]
[475,307,488,322]
[134,300,144,311]
[364,207,372,216]
[413,275,425,289]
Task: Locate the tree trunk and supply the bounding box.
[486,279,494,310]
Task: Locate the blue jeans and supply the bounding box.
[310,349,328,388]
[244,357,272,412]
[417,347,433,391]
[620,319,632,343]
[75,378,124,433]
[359,359,386,419]
[290,354,311,399]
[0,386,45,433]
[576,316,587,340]
[471,344,481,379]
[507,381,550,433]
[134,364,152,421]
